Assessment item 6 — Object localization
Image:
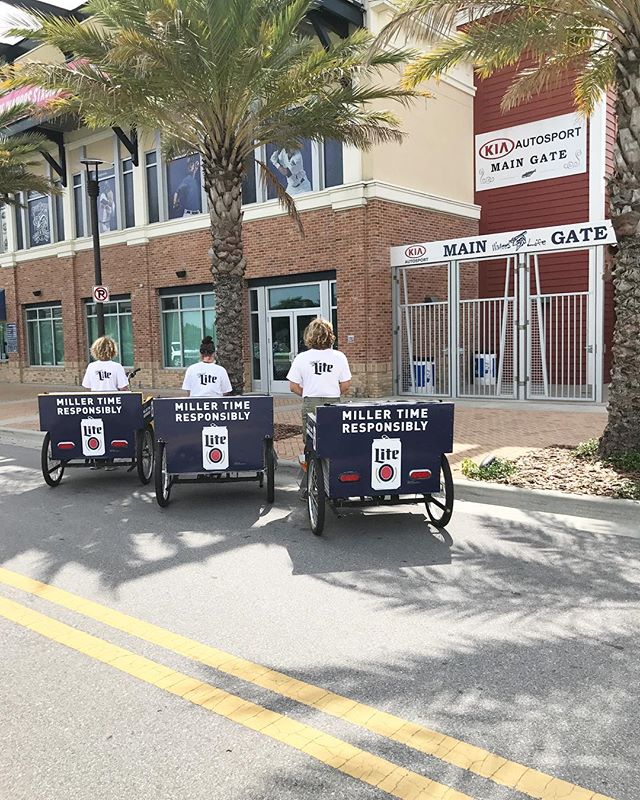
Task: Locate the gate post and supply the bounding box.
[517,253,528,400]
[449,259,459,399]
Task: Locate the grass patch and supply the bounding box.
[460,457,516,481]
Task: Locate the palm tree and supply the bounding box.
[6,0,416,391]
[0,100,58,205]
[382,0,640,456]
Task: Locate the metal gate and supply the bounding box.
[393,222,612,402]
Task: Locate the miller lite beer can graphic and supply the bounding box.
[371,437,402,491]
[81,417,106,457]
[202,425,229,470]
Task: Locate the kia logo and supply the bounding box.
[479,138,515,160]
[404,245,426,258]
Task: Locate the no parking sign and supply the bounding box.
[92,285,110,303]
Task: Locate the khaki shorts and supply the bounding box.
[301,396,339,439]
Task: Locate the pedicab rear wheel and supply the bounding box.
[264,438,275,504]
[136,424,155,485]
[424,454,454,529]
[307,454,326,536]
[154,441,172,507]
[41,432,65,487]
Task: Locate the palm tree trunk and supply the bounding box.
[203,148,246,393]
[600,49,640,457]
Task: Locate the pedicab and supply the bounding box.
[304,401,454,535]
[38,371,155,487]
[152,395,275,507]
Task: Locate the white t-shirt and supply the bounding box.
[286,348,351,398]
[182,361,232,397]
[82,360,128,391]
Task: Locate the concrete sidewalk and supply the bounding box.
[0,381,607,471]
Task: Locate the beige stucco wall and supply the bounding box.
[363,1,476,204]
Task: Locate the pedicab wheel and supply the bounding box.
[41,432,65,487]
[264,439,275,504]
[136,424,155,485]
[154,441,172,507]
[424,454,454,529]
[307,454,326,536]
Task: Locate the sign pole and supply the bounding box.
[82,159,105,338]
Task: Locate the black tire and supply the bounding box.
[136,424,155,485]
[41,432,65,487]
[265,439,275,504]
[424,454,454,529]
[154,441,172,507]
[307,454,326,536]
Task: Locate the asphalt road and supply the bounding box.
[0,441,639,800]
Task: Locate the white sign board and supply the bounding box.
[92,285,110,303]
[390,220,616,268]
[475,113,586,192]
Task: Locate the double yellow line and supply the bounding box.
[0,567,613,800]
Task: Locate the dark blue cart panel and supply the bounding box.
[153,396,273,474]
[39,392,148,460]
[308,402,454,499]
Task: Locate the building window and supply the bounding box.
[330,280,338,344]
[26,304,64,366]
[268,283,321,310]
[167,153,203,218]
[267,142,313,198]
[0,322,7,361]
[27,192,52,247]
[73,172,86,238]
[161,289,215,367]
[86,297,133,366]
[0,206,7,253]
[97,165,118,233]
[145,151,160,223]
[250,288,260,380]
[324,140,344,188]
[122,157,135,228]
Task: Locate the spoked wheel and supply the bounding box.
[154,441,172,507]
[424,454,454,529]
[264,438,275,504]
[307,454,326,536]
[136,424,155,485]
[41,432,65,487]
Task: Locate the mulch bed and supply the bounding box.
[274,423,302,441]
[494,445,640,499]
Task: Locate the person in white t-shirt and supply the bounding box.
[287,318,351,430]
[182,336,232,397]
[82,336,129,392]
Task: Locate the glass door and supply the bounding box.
[268,311,318,392]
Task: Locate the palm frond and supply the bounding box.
[256,158,303,234]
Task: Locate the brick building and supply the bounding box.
[0,1,614,402]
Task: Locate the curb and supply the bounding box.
[3,428,635,515]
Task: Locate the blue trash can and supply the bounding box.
[413,360,436,393]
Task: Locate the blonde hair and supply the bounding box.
[304,318,335,350]
[90,336,117,362]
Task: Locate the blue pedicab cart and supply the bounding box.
[152,395,275,507]
[304,401,454,535]
[38,386,155,487]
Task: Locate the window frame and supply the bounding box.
[160,288,216,368]
[25,303,64,367]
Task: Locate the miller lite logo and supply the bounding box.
[81,417,105,457]
[97,371,112,381]
[311,361,333,375]
[371,437,401,491]
[199,374,218,386]
[202,425,229,470]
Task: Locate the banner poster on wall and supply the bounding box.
[475,113,587,192]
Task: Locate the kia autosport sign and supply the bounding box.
[81,418,106,456]
[202,425,229,470]
[371,438,401,491]
[475,113,586,192]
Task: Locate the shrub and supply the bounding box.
[573,438,599,459]
[461,457,515,481]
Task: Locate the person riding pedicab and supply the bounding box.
[182,336,232,397]
[287,319,351,497]
[82,335,129,392]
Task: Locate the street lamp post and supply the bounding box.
[81,158,105,338]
